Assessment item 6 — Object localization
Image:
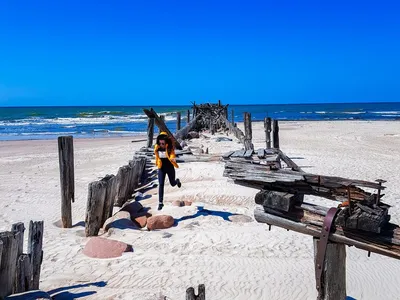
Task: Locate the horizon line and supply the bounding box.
[2,101,400,108]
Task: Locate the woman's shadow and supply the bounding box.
[174,207,238,224]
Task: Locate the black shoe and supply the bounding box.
[158,203,164,211]
[176,178,182,188]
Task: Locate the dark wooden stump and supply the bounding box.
[28,221,44,290]
[265,117,272,149]
[186,284,205,300]
[85,179,108,236]
[177,112,181,131]
[187,109,191,124]
[58,136,74,228]
[273,120,279,149]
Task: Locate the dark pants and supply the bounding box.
[158,165,177,203]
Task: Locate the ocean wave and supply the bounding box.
[371,111,400,115]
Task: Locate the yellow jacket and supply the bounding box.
[154,143,179,169]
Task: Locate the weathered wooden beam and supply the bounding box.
[273,119,279,149]
[314,238,346,300]
[187,110,191,124]
[257,148,266,159]
[254,205,400,259]
[15,254,32,293]
[175,114,202,141]
[265,117,272,149]
[28,221,44,290]
[146,117,155,148]
[231,109,234,125]
[143,108,182,150]
[255,190,300,212]
[176,112,181,131]
[58,136,74,228]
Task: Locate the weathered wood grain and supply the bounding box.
[58,136,74,228]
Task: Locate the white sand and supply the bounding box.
[1,121,400,299]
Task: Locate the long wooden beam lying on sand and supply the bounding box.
[143,108,182,150]
[254,204,400,260]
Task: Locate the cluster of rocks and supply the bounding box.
[83,199,183,259]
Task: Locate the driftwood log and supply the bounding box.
[0,231,18,297]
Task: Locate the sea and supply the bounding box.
[1,102,400,141]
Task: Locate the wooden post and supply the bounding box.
[101,175,117,225]
[146,117,155,148]
[273,119,280,149]
[265,117,272,149]
[244,112,253,151]
[187,110,190,124]
[176,112,181,131]
[85,179,108,236]
[186,284,205,300]
[58,136,74,228]
[12,222,26,293]
[0,231,18,298]
[231,109,234,125]
[159,115,165,133]
[313,238,346,300]
[28,221,44,290]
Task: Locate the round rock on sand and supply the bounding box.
[102,211,136,231]
[83,237,133,259]
[172,200,192,207]
[147,215,175,230]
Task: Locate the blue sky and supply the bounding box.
[0,0,399,106]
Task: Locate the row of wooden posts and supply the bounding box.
[0,221,44,299]
[58,135,148,236]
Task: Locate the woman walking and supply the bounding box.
[154,132,182,210]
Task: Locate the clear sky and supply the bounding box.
[0,0,399,106]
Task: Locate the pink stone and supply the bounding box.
[83,237,133,259]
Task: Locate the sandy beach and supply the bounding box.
[1,121,400,300]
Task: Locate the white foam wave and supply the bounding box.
[371,111,400,115]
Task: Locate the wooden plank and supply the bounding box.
[0,231,19,298]
[273,120,279,149]
[265,117,272,149]
[277,149,302,172]
[146,117,155,148]
[174,114,202,141]
[244,149,253,158]
[254,205,400,259]
[85,179,107,236]
[187,110,190,124]
[314,238,346,300]
[231,150,246,157]
[28,221,44,290]
[58,136,74,228]
[143,108,182,149]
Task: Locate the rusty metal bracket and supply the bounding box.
[315,207,339,291]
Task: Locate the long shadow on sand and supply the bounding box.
[49,281,107,300]
[174,208,238,224]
